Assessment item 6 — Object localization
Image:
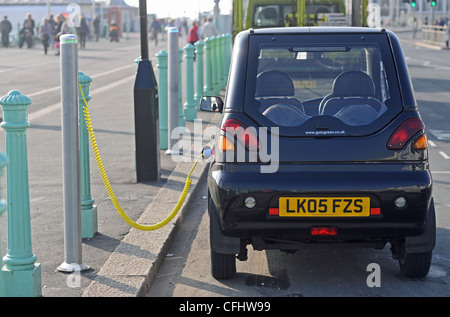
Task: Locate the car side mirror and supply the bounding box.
[200,96,223,113]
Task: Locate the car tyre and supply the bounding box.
[209,194,237,279]
[399,251,432,278]
[211,250,236,280]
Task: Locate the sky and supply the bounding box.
[123,0,233,19]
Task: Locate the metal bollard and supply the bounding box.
[0,90,41,297]
[225,33,232,80]
[166,27,179,155]
[183,43,196,121]
[194,41,204,108]
[203,37,214,96]
[78,71,98,239]
[178,48,185,133]
[57,34,89,273]
[211,36,220,95]
[218,35,225,91]
[156,50,169,150]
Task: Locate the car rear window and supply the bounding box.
[243,33,402,137]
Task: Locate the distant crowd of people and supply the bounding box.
[1,13,222,55]
[0,13,104,55]
[148,16,219,47]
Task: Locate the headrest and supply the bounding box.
[332,71,375,97]
[256,70,295,97]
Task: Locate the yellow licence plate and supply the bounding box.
[279,197,370,217]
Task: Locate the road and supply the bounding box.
[146,34,450,298]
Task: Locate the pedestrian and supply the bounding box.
[149,17,161,46]
[0,16,12,48]
[188,21,199,46]
[77,14,88,49]
[48,14,56,49]
[39,17,52,54]
[200,17,218,40]
[19,13,35,48]
[93,15,100,41]
[54,15,72,56]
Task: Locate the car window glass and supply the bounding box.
[244,35,402,136]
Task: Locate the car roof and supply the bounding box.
[247,27,387,35]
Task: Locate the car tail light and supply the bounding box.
[387,118,425,150]
[412,134,428,150]
[311,227,338,236]
[220,118,260,151]
[218,135,235,151]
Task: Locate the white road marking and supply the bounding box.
[27,74,135,122]
[439,151,450,159]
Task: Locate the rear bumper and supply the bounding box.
[208,162,433,243]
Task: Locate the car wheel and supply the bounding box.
[211,250,236,279]
[208,194,237,279]
[399,251,432,278]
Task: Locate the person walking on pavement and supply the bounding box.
[149,17,161,46]
[47,14,56,49]
[200,17,218,40]
[77,14,88,49]
[54,15,72,55]
[19,13,35,48]
[93,15,100,42]
[188,21,199,46]
[39,17,52,54]
[0,16,12,48]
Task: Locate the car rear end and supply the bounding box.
[208,27,433,253]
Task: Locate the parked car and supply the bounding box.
[201,27,435,279]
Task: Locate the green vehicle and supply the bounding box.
[233,0,368,37]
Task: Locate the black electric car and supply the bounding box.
[200,27,435,279]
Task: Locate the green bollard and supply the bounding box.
[194,41,204,109]
[183,43,196,121]
[156,50,168,150]
[178,48,185,132]
[203,38,214,96]
[78,71,98,239]
[0,90,41,297]
[105,23,109,39]
[211,36,221,95]
[0,151,7,296]
[225,33,232,80]
[218,35,225,91]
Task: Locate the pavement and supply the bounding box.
[0,31,221,297]
[0,27,445,298]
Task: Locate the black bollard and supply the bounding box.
[133,0,160,182]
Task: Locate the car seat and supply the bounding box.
[255,70,305,113]
[319,71,382,116]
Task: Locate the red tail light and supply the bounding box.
[311,227,338,236]
[221,118,260,151]
[387,118,425,150]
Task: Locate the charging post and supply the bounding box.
[133,0,160,182]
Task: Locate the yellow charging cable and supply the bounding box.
[79,83,202,231]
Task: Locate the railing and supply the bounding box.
[422,25,449,48]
